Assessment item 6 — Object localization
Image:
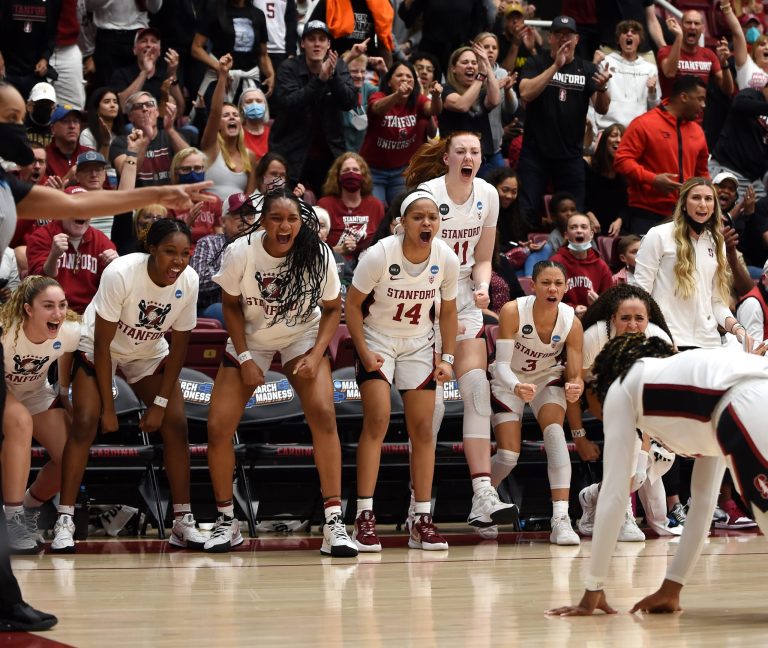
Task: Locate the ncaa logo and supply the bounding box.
[430,265,439,274]
[175,289,183,299]
[53,341,62,350]
[522,324,533,335]
[439,204,450,216]
[476,201,483,212]
[754,474,768,499]
[389,264,401,276]
[552,335,561,344]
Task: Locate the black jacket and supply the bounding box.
[713,88,768,182]
[269,56,356,184]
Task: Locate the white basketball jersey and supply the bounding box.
[253,0,287,53]
[352,234,459,338]
[418,176,499,281]
[617,348,768,457]
[507,295,574,380]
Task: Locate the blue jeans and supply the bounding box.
[200,302,224,326]
[371,166,406,206]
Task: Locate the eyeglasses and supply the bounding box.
[178,165,205,174]
[130,100,157,111]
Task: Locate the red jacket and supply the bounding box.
[550,247,613,307]
[26,221,117,314]
[613,103,709,218]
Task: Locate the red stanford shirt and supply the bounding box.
[316,194,386,259]
[656,45,721,99]
[169,194,223,253]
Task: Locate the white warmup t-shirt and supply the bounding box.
[503,295,574,381]
[253,0,287,53]
[213,230,341,349]
[79,253,199,360]
[352,234,459,338]
[418,176,499,282]
[3,320,80,400]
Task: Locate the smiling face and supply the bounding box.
[261,197,302,257]
[148,231,191,286]
[402,198,439,249]
[444,134,482,184]
[99,92,120,120]
[685,183,716,225]
[496,176,518,209]
[451,50,478,88]
[605,126,622,157]
[611,297,649,335]
[302,32,331,64]
[347,58,367,89]
[23,285,69,342]
[565,214,592,245]
[534,266,567,305]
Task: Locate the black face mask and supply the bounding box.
[0,123,35,166]
[685,212,710,235]
[30,102,53,126]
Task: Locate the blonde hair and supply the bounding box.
[322,152,373,196]
[218,102,252,174]
[446,46,477,93]
[170,147,209,182]
[0,276,79,347]
[133,204,168,244]
[404,131,481,188]
[751,34,768,64]
[671,177,731,302]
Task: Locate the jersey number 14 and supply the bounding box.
[393,303,422,325]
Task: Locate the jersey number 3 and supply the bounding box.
[522,359,537,372]
[393,303,422,325]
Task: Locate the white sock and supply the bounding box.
[173,503,191,519]
[217,504,235,519]
[414,501,431,516]
[4,504,23,520]
[471,475,492,494]
[357,497,373,514]
[57,505,75,517]
[23,489,45,509]
[552,500,569,519]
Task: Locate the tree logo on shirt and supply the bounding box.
[254,272,284,303]
[137,300,173,330]
[12,354,49,376]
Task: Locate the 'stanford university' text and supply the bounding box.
[118,320,166,342]
[376,135,416,151]
[441,226,482,239]
[386,288,436,300]
[514,341,558,360]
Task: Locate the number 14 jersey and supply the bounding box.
[352,234,459,338]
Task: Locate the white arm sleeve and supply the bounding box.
[494,339,519,392]
[585,378,640,591]
[666,455,726,585]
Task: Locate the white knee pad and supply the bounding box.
[491,448,519,486]
[431,387,445,446]
[459,369,492,440]
[543,424,571,490]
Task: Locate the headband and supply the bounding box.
[400,190,439,216]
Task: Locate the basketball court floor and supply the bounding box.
[4,527,767,647]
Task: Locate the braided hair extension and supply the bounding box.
[243,189,328,327]
[0,276,79,348]
[581,284,673,343]
[593,333,676,405]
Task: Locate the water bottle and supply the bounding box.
[74,485,89,540]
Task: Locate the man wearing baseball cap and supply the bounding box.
[269,20,356,192]
[498,3,540,73]
[24,83,57,148]
[517,15,611,227]
[44,105,91,180]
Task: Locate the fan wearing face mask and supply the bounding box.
[550,212,613,313]
[240,87,271,161]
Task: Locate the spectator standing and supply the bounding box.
[595,20,659,131]
[78,88,124,161]
[721,1,768,91]
[517,15,611,228]
[50,0,85,110]
[253,0,298,70]
[495,3,539,75]
[340,51,378,153]
[269,20,356,192]
[595,0,666,52]
[614,76,709,235]
[318,152,385,260]
[240,87,271,162]
[45,105,91,181]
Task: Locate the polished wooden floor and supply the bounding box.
[5,528,768,647]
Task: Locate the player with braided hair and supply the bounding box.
[569,285,678,541]
[550,333,768,614]
[0,277,79,554]
[206,189,357,556]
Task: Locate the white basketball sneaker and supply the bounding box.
[51,514,76,553]
[320,515,358,557]
[169,513,207,550]
[468,485,519,528]
[550,515,580,546]
[204,515,244,553]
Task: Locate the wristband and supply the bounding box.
[169,78,178,86]
[124,159,137,166]
[153,395,168,408]
[475,73,488,81]
[570,427,587,439]
[441,353,455,365]
[125,151,138,158]
[59,385,70,396]
[476,282,489,292]
[237,350,253,364]
[732,323,745,335]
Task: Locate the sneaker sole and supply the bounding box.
[320,544,359,557]
[353,540,382,553]
[714,522,758,529]
[168,536,206,550]
[550,535,581,546]
[408,538,449,550]
[617,533,646,542]
[50,544,76,554]
[204,535,244,553]
[10,544,43,555]
[490,503,519,526]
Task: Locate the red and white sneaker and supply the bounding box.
[169,513,207,549]
[352,510,382,553]
[408,514,448,551]
[714,499,758,530]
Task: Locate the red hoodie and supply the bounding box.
[613,102,709,218]
[550,246,613,307]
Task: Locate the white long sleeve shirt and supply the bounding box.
[631,222,732,348]
[86,0,162,30]
[595,52,660,131]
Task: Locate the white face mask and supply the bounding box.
[567,240,592,253]
[349,110,368,131]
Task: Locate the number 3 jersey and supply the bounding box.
[502,295,574,382]
[79,253,199,360]
[352,234,459,338]
[418,176,499,282]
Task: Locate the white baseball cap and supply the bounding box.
[712,171,739,188]
[28,82,56,103]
